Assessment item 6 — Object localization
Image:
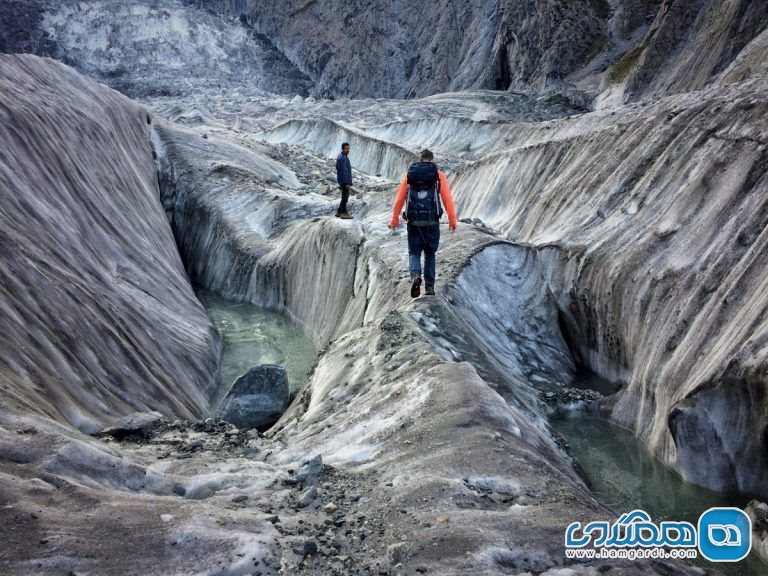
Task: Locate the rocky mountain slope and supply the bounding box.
[185,0,767,105]
[187,0,608,99]
[595,0,768,107]
[3,0,766,106]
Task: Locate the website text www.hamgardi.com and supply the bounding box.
[566,547,698,560]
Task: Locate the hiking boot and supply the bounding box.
[339,212,353,219]
[425,287,435,296]
[410,276,422,298]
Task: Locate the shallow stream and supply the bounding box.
[196,288,316,406]
[553,415,767,575]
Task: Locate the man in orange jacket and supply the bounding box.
[388,149,458,297]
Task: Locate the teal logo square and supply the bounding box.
[698,507,751,562]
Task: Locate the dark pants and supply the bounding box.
[407,223,440,289]
[338,184,350,213]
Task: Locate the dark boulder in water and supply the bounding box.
[216,364,290,429]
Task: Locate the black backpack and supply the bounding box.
[404,162,443,226]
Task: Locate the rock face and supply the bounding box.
[216,364,290,429]
[2,0,766,106]
[0,54,220,432]
[213,0,768,105]
[185,0,610,99]
[600,0,768,105]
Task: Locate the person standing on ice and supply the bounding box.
[335,142,353,219]
[388,149,458,297]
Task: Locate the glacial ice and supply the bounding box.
[1,10,767,569]
[0,54,220,429]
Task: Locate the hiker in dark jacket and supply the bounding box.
[388,149,458,297]
[335,142,353,219]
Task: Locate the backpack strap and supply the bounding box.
[435,167,443,219]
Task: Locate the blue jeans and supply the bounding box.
[407,223,440,289]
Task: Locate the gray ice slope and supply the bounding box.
[449,77,768,497]
[0,54,220,432]
[0,0,312,98]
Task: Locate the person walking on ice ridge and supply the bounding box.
[388,149,458,297]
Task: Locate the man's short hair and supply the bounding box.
[341,142,350,149]
[420,149,434,161]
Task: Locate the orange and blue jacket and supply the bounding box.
[389,167,458,229]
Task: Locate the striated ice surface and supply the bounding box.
[0,54,220,430]
[1,3,767,567]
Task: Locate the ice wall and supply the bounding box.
[0,55,220,431]
[450,76,768,496]
[447,243,575,390]
[153,122,374,349]
[259,118,417,182]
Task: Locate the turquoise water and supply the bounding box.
[552,416,767,576]
[195,288,316,404]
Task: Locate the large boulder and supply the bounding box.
[216,364,290,429]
